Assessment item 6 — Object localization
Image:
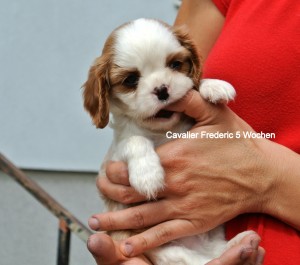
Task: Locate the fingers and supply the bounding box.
[87,233,153,265]
[87,233,125,265]
[211,246,265,265]
[99,161,167,204]
[256,247,265,265]
[87,231,265,265]
[120,219,196,257]
[106,161,130,186]
[98,176,146,204]
[119,226,265,264]
[98,161,147,204]
[167,89,220,123]
[206,233,265,265]
[89,201,171,231]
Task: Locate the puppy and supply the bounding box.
[83,18,250,265]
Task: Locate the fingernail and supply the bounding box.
[87,234,97,253]
[240,247,253,260]
[123,242,133,257]
[88,217,100,230]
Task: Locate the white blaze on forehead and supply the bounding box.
[114,19,181,70]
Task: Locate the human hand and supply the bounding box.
[90,90,275,257]
[87,231,264,265]
[87,233,152,265]
[206,232,265,265]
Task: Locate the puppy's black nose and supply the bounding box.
[154,85,169,101]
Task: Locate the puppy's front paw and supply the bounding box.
[128,157,164,200]
[200,79,236,104]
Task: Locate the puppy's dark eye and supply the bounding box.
[169,60,183,70]
[123,73,139,87]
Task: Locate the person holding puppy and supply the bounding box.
[87,0,300,264]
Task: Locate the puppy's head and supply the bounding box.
[83,18,201,131]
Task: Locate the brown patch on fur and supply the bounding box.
[153,20,202,87]
[110,65,140,94]
[82,33,116,128]
[172,26,202,89]
[166,49,194,77]
[82,22,139,128]
[82,56,109,128]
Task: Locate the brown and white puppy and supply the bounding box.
[83,18,245,265]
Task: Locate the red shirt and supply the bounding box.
[203,0,300,264]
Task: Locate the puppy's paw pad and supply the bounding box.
[129,158,164,200]
[200,79,236,104]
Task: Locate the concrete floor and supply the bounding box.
[0,169,105,265]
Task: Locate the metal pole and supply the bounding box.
[0,153,92,242]
[57,219,71,265]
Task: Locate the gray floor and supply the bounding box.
[0,170,105,265]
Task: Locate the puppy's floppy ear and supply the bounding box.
[172,26,202,90]
[82,55,110,129]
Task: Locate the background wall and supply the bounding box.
[0,0,178,172]
[0,1,178,264]
[0,170,101,265]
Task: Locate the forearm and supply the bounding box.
[261,140,300,230]
[174,0,225,61]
